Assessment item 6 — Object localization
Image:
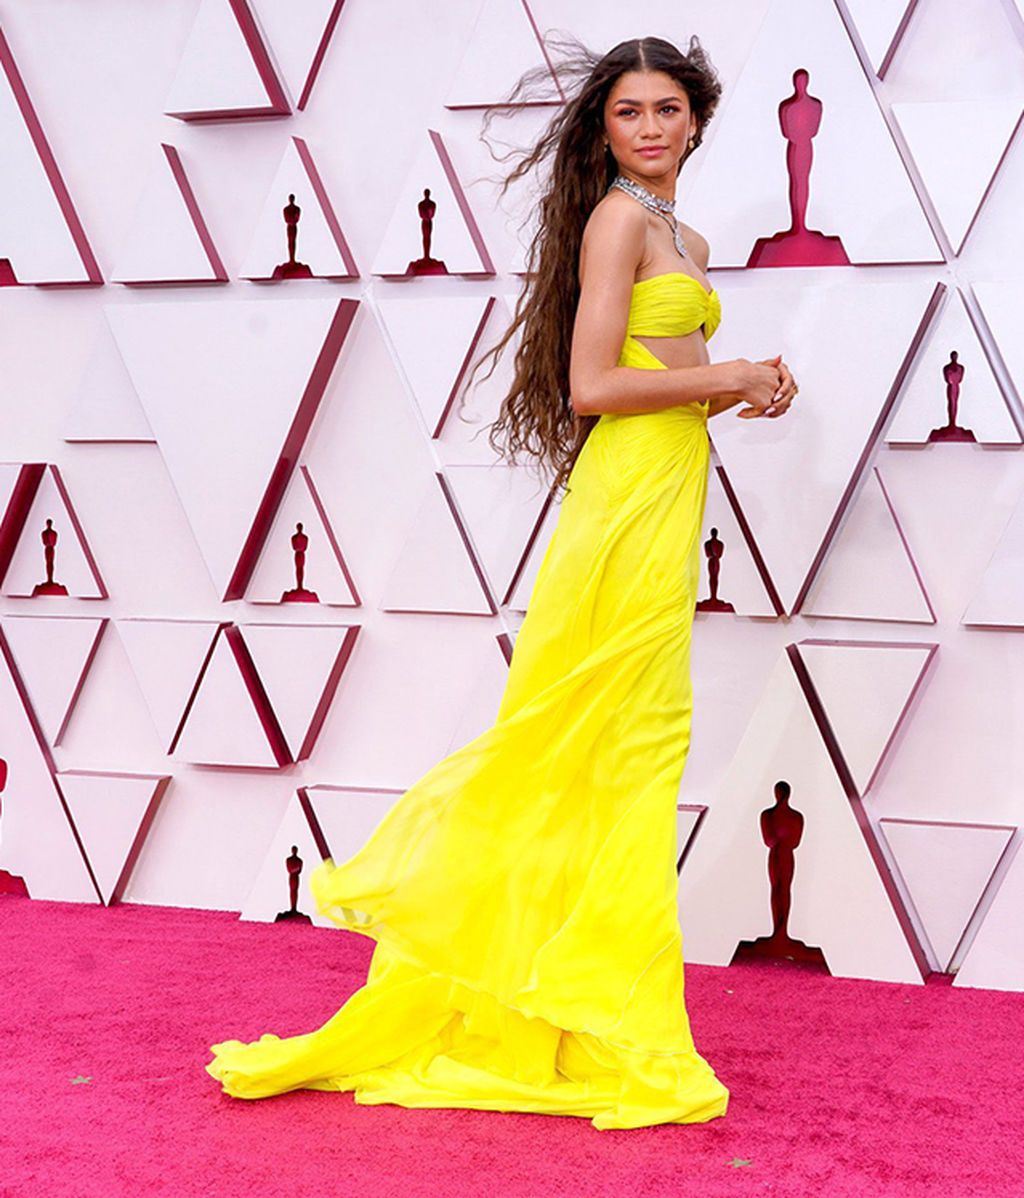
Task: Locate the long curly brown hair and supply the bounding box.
[459,32,723,495]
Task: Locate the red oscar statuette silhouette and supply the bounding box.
[281,521,319,603]
[696,527,735,613]
[928,350,976,443]
[748,68,849,268]
[32,519,68,596]
[272,193,313,280]
[732,780,828,968]
[407,187,448,276]
[275,844,313,924]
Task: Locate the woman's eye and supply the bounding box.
[618,106,680,116]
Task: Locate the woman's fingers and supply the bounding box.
[772,361,795,403]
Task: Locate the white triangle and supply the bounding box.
[961,485,1024,627]
[248,0,343,110]
[165,0,285,120]
[0,615,105,745]
[842,0,916,75]
[694,469,778,618]
[107,296,351,598]
[2,466,105,598]
[239,791,333,924]
[885,290,1020,446]
[247,466,358,605]
[63,309,155,442]
[798,641,934,797]
[893,100,1022,254]
[379,474,494,614]
[174,627,282,766]
[377,294,492,438]
[0,30,98,282]
[881,819,1014,970]
[436,297,525,462]
[239,136,355,279]
[0,656,97,901]
[306,784,404,869]
[117,618,221,749]
[239,622,354,760]
[803,468,934,623]
[444,462,551,603]
[371,129,494,276]
[445,0,562,109]
[58,771,170,905]
[955,840,1024,990]
[112,144,225,284]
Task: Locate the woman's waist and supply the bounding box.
[597,400,708,431]
[619,331,709,370]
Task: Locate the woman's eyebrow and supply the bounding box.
[613,96,683,105]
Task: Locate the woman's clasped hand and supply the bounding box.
[732,352,799,419]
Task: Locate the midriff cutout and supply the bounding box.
[631,329,710,371]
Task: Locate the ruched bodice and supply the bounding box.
[625,272,721,341]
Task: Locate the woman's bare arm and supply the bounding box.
[568,199,738,416]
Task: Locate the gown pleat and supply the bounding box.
[205,349,730,1130]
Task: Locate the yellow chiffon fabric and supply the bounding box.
[204,272,729,1130]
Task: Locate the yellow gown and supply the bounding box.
[205,271,729,1130]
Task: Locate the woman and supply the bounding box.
[205,34,798,1130]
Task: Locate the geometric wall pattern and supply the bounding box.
[2,0,1024,994]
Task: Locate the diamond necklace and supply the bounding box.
[607,174,688,259]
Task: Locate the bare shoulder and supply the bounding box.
[680,222,710,272]
[578,191,647,287]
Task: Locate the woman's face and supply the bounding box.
[602,69,696,185]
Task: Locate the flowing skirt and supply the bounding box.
[204,384,729,1130]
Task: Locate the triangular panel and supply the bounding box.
[371,129,495,277]
[880,818,1015,971]
[164,0,289,121]
[239,621,358,760]
[107,296,356,599]
[0,26,101,283]
[803,467,935,623]
[111,144,227,285]
[239,136,357,280]
[116,618,222,750]
[63,310,155,443]
[0,615,106,745]
[246,465,359,605]
[797,639,937,797]
[58,771,171,905]
[379,473,495,614]
[2,465,106,598]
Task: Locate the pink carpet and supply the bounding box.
[2,892,1021,1198]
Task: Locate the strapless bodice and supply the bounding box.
[625,271,721,341]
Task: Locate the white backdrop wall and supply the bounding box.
[2,0,1024,991]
